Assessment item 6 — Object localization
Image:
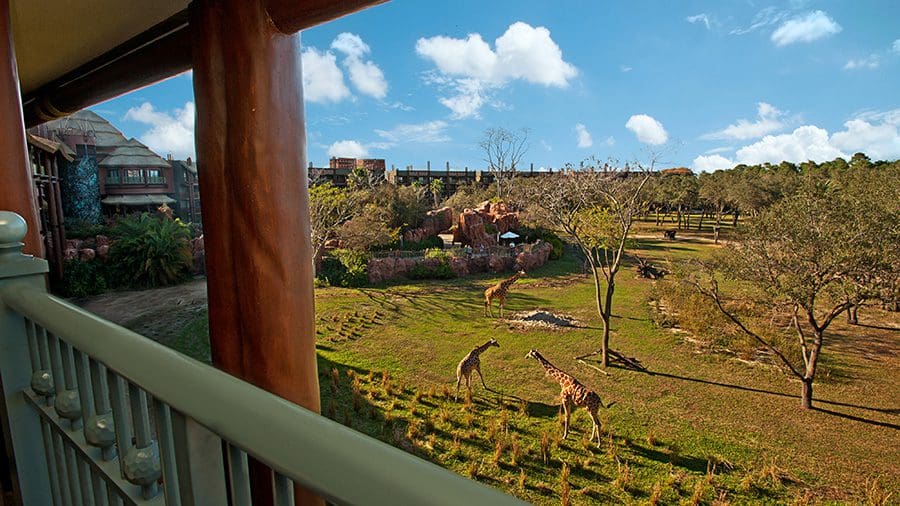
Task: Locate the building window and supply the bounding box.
[106,169,120,185]
[148,169,165,184]
[124,169,143,184]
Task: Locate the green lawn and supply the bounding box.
[173,238,898,504]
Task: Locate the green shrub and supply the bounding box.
[108,213,193,289]
[424,248,453,263]
[407,262,456,280]
[58,259,108,298]
[65,219,109,240]
[371,235,443,252]
[318,249,369,287]
[517,226,564,259]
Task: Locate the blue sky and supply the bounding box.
[97,0,900,171]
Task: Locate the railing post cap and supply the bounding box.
[0,211,27,246]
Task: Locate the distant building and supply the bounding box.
[170,157,201,223]
[312,157,387,187]
[36,110,187,217]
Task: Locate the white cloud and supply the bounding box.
[327,140,369,159]
[416,22,576,118]
[702,102,786,140]
[331,33,388,100]
[704,146,734,155]
[693,154,734,172]
[893,39,900,53]
[831,114,900,160]
[844,55,880,70]
[604,136,616,147]
[575,123,593,148]
[686,14,711,30]
[696,110,900,166]
[124,102,195,159]
[736,126,844,164]
[374,121,450,143]
[301,48,351,103]
[625,114,668,145]
[620,65,632,73]
[731,7,790,35]
[770,11,841,46]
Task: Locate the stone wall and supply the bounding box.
[367,241,553,284]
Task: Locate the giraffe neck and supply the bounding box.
[533,353,573,386]
[501,273,521,289]
[472,340,494,356]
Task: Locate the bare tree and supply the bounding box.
[519,161,653,367]
[309,182,361,270]
[687,174,898,409]
[479,127,529,200]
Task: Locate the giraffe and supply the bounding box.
[455,338,500,401]
[526,349,606,446]
[484,270,526,317]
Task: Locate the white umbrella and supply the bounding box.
[499,231,520,239]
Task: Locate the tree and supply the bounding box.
[519,165,652,367]
[688,175,899,409]
[309,182,361,268]
[698,170,734,243]
[479,127,529,200]
[428,178,444,208]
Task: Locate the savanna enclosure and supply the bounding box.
[75,152,899,504]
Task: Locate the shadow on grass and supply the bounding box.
[603,365,900,430]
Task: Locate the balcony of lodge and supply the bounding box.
[0,1,525,505]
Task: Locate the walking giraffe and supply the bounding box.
[455,338,500,400]
[484,270,526,317]
[526,349,607,446]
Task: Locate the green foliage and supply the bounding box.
[371,235,443,252]
[442,181,494,214]
[407,262,456,280]
[57,259,108,298]
[108,213,193,289]
[423,248,453,262]
[517,226,564,259]
[65,219,109,239]
[318,249,370,287]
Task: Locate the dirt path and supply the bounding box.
[76,279,208,345]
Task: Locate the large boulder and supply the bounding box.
[96,245,110,261]
[403,206,453,243]
[95,235,110,247]
[515,241,553,271]
[455,209,495,249]
[488,254,515,273]
[475,201,520,234]
[78,248,96,261]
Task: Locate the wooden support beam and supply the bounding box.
[266,0,389,34]
[191,1,320,504]
[0,0,42,257]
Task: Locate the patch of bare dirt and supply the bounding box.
[508,310,579,330]
[75,279,208,341]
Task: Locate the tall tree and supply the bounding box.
[698,170,734,243]
[309,182,361,268]
[688,175,899,408]
[520,165,652,367]
[479,127,529,200]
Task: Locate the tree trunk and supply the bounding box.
[801,378,813,409]
[600,280,615,367]
[847,305,858,324]
[696,211,703,231]
[676,205,682,229]
[732,209,739,227]
[655,207,660,226]
[714,205,723,244]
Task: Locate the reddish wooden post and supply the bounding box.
[190,1,320,504]
[0,0,43,257]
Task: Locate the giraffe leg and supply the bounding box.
[499,296,505,318]
[475,364,487,390]
[589,409,601,446]
[466,373,473,397]
[486,298,494,318]
[561,398,572,439]
[455,374,461,401]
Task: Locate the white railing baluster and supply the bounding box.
[39,419,62,505]
[154,400,182,506]
[88,359,117,461]
[107,370,133,480]
[35,325,55,404]
[227,444,252,505]
[127,383,161,499]
[64,442,85,506]
[273,472,295,506]
[51,431,73,505]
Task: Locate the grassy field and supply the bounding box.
[116,237,898,504]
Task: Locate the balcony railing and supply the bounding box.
[122,175,144,184]
[148,176,166,184]
[0,211,523,506]
[105,176,121,185]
